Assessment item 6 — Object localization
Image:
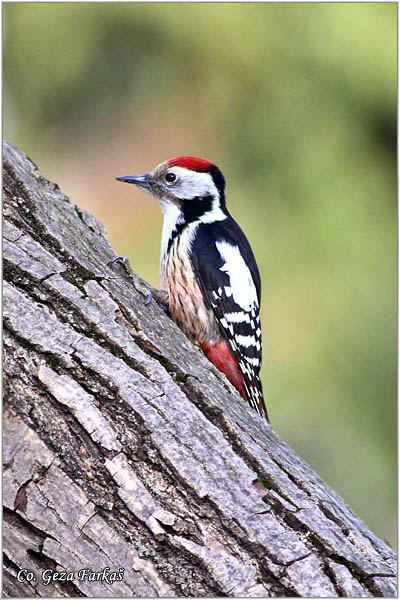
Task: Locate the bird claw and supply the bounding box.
[144,290,169,314]
[108,255,128,267]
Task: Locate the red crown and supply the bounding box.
[166,156,214,173]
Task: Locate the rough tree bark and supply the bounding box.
[2,141,397,598]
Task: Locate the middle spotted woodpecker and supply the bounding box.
[116,156,268,420]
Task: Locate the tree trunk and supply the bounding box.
[2,141,396,598]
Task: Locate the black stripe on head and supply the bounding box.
[209,165,226,201]
[181,194,213,224]
[167,194,214,252]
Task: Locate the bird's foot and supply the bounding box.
[107,255,136,280]
[145,289,170,315]
[108,255,128,268]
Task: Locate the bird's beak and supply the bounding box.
[115,173,152,190]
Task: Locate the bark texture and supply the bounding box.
[2,141,397,598]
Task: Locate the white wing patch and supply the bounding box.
[210,241,264,415]
[225,311,250,324]
[235,334,257,348]
[215,241,259,312]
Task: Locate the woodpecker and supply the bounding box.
[116,156,268,420]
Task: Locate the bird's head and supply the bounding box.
[116,156,226,214]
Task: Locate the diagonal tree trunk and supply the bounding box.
[2,141,396,598]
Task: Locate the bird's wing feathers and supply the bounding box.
[190,221,267,418]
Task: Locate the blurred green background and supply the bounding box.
[4,3,396,547]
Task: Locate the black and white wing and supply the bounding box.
[190,219,268,419]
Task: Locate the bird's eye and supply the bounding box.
[165,172,176,183]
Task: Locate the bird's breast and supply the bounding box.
[161,237,219,345]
